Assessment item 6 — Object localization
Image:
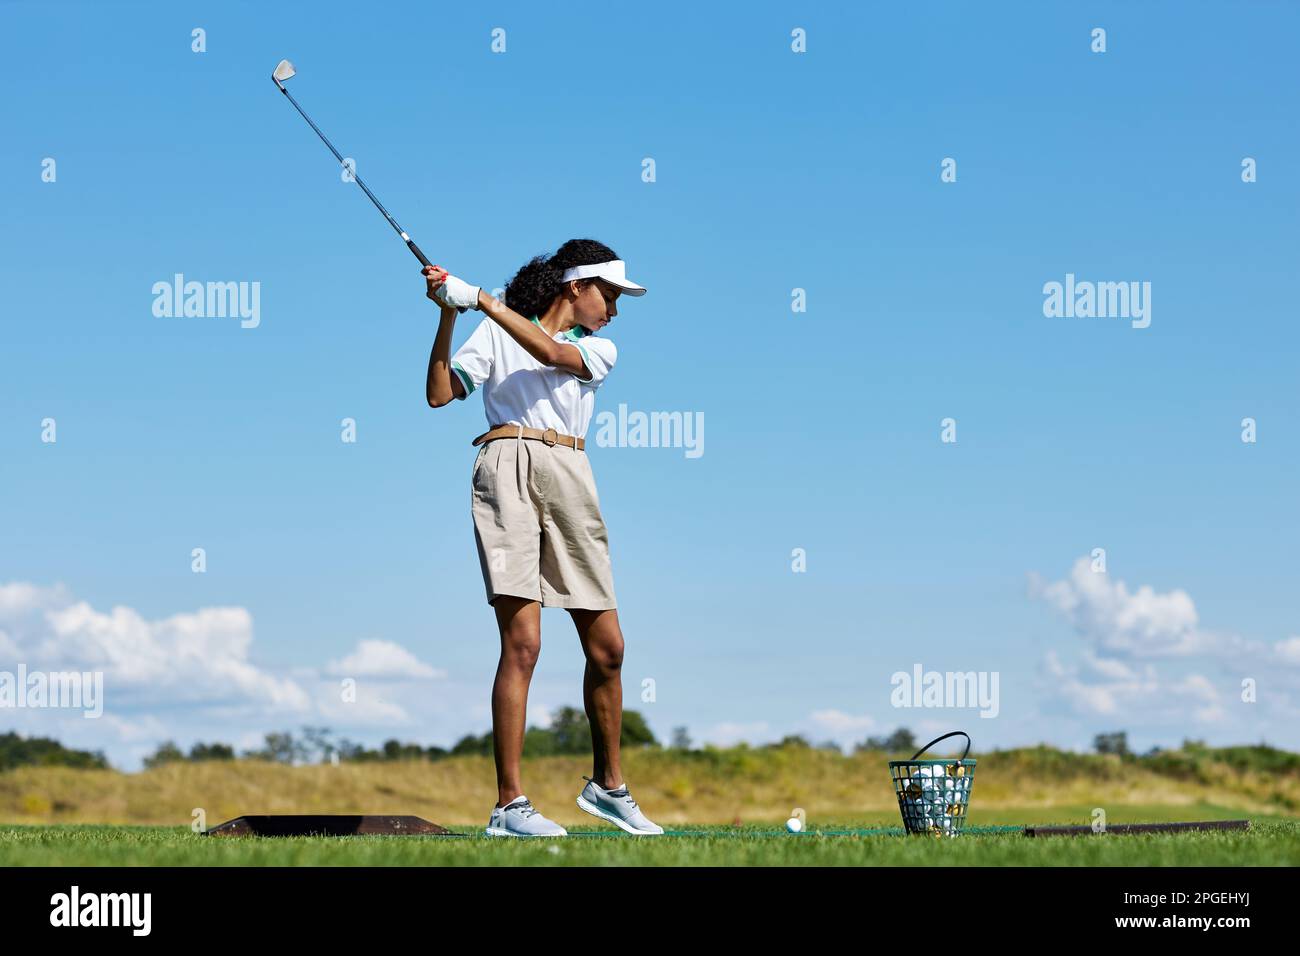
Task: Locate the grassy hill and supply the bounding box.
[2,742,1296,828]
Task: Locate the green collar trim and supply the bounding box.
[530,316,592,340]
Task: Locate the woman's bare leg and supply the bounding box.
[569,608,625,788]
[491,596,542,806]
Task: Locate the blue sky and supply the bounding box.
[1,1,1296,769]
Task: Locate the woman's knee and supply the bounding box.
[587,631,624,673]
[494,601,541,671]
[500,628,541,671]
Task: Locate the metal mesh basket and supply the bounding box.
[888,731,976,837]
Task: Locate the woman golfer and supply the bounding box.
[423,239,663,838]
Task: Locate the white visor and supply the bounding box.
[560,259,646,296]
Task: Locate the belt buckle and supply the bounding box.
[541,427,559,447]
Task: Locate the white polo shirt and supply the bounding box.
[451,316,617,439]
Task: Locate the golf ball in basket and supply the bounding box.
[786,817,803,833]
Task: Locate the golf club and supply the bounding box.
[271,59,465,311]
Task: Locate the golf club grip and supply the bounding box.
[406,239,432,269]
[409,239,468,315]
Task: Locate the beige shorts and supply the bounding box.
[470,433,617,610]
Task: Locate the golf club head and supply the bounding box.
[272,59,296,88]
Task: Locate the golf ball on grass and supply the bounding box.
[786,817,803,833]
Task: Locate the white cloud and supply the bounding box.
[1170,674,1225,723]
[0,580,499,768]
[1042,650,1158,717]
[0,581,70,615]
[1274,636,1300,665]
[96,712,171,743]
[324,639,444,680]
[1079,650,1138,682]
[1023,558,1300,744]
[1041,643,1224,725]
[317,691,411,725]
[807,709,875,735]
[1031,557,1208,658]
[0,581,310,713]
[33,600,310,710]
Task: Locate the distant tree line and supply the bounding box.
[1092,730,1176,758]
[139,707,669,768]
[856,728,918,753]
[0,731,108,771]
[139,723,951,766]
[3,721,1291,772]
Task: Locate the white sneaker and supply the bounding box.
[576,777,664,835]
[485,796,568,838]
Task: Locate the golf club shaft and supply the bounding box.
[276,83,463,309]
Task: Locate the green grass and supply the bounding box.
[3,808,1296,866]
[6,744,1299,828]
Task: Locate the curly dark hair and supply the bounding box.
[503,238,620,321]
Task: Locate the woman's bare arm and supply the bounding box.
[425,302,465,407]
[422,265,587,380]
[474,289,587,376]
[474,289,558,363]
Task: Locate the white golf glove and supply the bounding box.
[432,273,481,310]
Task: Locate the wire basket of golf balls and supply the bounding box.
[889,731,976,837]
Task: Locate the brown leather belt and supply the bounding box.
[471,424,585,451]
